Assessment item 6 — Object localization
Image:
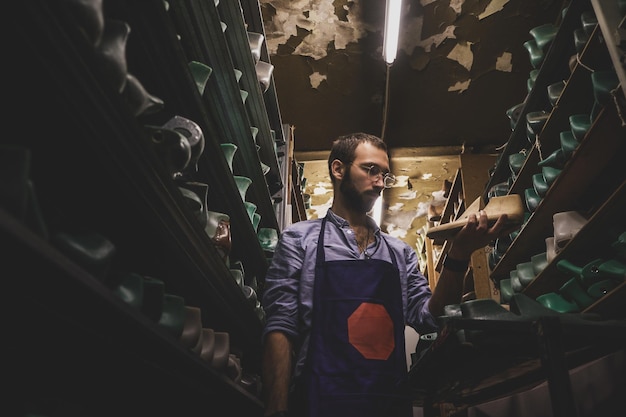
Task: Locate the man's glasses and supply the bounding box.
[358,164,396,188]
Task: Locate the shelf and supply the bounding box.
[592,0,626,99]
[409,314,626,414]
[5,0,288,415]
[490,103,626,284]
[3,208,264,416]
[483,0,595,198]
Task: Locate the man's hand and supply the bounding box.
[447,211,512,261]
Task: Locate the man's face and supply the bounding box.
[339,142,389,213]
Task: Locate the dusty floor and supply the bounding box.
[296,147,464,258]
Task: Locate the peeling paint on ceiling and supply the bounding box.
[448,79,471,93]
[478,0,511,20]
[495,51,513,72]
[260,0,375,59]
[261,0,562,152]
[446,41,474,71]
[309,71,327,88]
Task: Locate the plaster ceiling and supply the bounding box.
[260,0,563,153]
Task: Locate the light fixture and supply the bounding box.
[383,0,403,65]
[381,0,403,141]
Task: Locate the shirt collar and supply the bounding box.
[325,209,381,235]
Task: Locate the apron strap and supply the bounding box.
[317,215,400,265]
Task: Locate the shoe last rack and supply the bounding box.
[413,1,626,414]
[483,0,626,317]
[2,0,301,416]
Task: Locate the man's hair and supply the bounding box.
[327,132,387,181]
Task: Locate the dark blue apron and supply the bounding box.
[300,216,412,417]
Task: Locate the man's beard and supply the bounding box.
[339,169,379,213]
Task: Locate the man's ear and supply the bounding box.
[330,159,344,182]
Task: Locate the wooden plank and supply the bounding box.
[460,153,498,300]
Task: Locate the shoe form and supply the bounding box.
[553,210,588,253]
[547,80,566,107]
[144,125,191,179]
[531,251,549,276]
[532,173,549,197]
[220,143,238,173]
[200,328,215,363]
[66,0,105,47]
[530,23,558,51]
[122,73,165,117]
[526,110,550,142]
[569,113,591,142]
[211,331,230,371]
[226,354,243,383]
[180,306,203,353]
[524,187,542,212]
[107,270,144,310]
[256,60,274,93]
[240,89,249,103]
[178,181,209,229]
[560,130,579,158]
[247,32,264,64]
[95,19,130,93]
[487,181,510,202]
[510,270,523,292]
[590,70,620,121]
[527,69,539,93]
[252,212,261,232]
[250,126,259,144]
[244,201,257,223]
[258,227,279,251]
[188,61,213,95]
[230,268,244,289]
[542,166,562,186]
[509,293,602,321]
[242,284,258,309]
[233,175,252,202]
[426,194,525,241]
[537,148,566,169]
[559,277,596,309]
[51,231,116,281]
[506,102,525,129]
[573,27,589,54]
[523,39,545,69]
[580,11,598,36]
[158,293,186,339]
[509,211,531,242]
[557,257,626,286]
[516,261,536,287]
[587,279,618,299]
[163,115,205,175]
[499,278,513,303]
[536,292,580,313]
[508,151,527,176]
[545,236,557,263]
[494,234,513,256]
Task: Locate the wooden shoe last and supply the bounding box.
[426,194,525,241]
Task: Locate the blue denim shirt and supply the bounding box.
[262,209,438,380]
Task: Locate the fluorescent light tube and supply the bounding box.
[383,0,403,64]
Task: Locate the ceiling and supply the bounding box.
[260,0,563,154]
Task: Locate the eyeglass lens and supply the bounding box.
[366,165,395,188]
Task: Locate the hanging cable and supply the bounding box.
[381,62,392,141]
